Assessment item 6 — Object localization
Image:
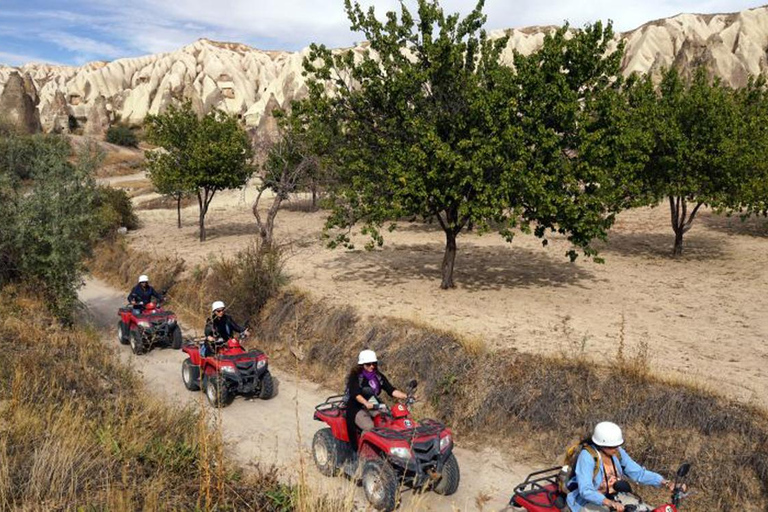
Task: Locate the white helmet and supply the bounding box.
[138,275,149,283]
[592,421,624,447]
[358,349,378,365]
[211,300,226,312]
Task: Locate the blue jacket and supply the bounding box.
[127,284,162,308]
[566,447,664,511]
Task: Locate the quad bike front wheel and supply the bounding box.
[431,452,460,496]
[117,320,129,345]
[259,371,274,399]
[312,428,341,476]
[362,458,399,512]
[171,326,183,350]
[182,358,200,391]
[204,375,232,408]
[129,329,145,355]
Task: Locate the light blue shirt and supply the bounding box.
[566,446,664,511]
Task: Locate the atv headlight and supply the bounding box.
[137,320,150,328]
[439,434,452,452]
[220,366,236,374]
[389,447,412,460]
[257,359,266,369]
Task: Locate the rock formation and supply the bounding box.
[0,71,41,133]
[2,6,768,136]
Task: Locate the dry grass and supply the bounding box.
[89,239,768,511]
[0,285,302,511]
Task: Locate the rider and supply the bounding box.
[204,300,249,345]
[127,275,162,314]
[344,349,407,448]
[566,422,676,511]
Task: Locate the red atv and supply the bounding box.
[180,330,274,407]
[117,300,182,355]
[312,380,460,511]
[510,463,692,512]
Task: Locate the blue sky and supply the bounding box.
[0,0,763,67]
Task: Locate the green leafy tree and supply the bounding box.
[627,68,748,256]
[303,0,627,288]
[0,134,103,322]
[145,103,253,241]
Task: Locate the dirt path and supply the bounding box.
[79,277,535,511]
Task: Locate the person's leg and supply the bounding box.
[615,493,651,511]
[355,410,375,431]
[578,503,611,511]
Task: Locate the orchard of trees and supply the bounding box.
[142,0,768,289]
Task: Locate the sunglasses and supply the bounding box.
[214,309,225,314]
[363,362,377,367]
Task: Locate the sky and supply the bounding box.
[0,0,764,67]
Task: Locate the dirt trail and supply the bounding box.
[79,277,535,511]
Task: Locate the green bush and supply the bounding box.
[93,185,139,237]
[105,124,138,148]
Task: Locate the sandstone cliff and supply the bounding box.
[2,6,768,135]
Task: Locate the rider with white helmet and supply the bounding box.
[566,421,674,511]
[204,300,249,344]
[344,349,408,447]
[127,274,162,314]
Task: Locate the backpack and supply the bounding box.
[558,440,623,494]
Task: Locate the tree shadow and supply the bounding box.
[322,242,596,292]
[206,220,258,239]
[698,211,768,238]
[596,231,727,261]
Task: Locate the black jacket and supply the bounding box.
[127,284,162,307]
[344,369,396,447]
[205,314,245,341]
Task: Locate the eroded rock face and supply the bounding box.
[2,6,768,135]
[0,71,41,133]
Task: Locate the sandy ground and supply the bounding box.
[79,277,534,511]
[121,184,768,411]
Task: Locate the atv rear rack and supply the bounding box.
[511,466,564,509]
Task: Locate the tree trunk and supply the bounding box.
[440,229,457,289]
[311,184,318,211]
[669,195,703,257]
[176,195,182,229]
[198,195,206,242]
[673,228,684,256]
[198,188,215,243]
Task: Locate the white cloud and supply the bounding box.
[1,0,765,65]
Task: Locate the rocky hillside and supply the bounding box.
[2,6,768,135]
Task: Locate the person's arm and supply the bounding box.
[618,448,665,487]
[204,320,216,341]
[378,373,407,399]
[151,287,163,303]
[229,317,244,333]
[349,374,374,410]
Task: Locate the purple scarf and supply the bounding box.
[362,369,381,395]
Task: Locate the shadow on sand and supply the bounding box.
[698,211,768,238]
[596,230,727,261]
[322,242,595,292]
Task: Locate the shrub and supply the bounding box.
[93,185,139,236]
[105,124,139,148]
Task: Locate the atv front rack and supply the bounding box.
[372,418,445,440]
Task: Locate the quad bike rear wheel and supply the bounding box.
[182,358,200,391]
[117,320,129,345]
[204,375,232,408]
[259,371,274,399]
[362,458,399,512]
[431,452,460,496]
[312,428,341,476]
[171,326,183,349]
[130,329,145,355]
